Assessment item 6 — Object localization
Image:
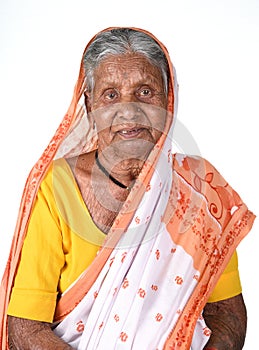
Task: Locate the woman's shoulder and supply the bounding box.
[39,157,74,194]
[172,153,222,181]
[172,152,232,202]
[171,153,245,218]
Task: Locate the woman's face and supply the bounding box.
[86,53,169,160]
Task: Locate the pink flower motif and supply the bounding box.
[109,257,115,267]
[114,314,120,322]
[155,249,160,260]
[203,327,211,337]
[122,278,129,289]
[93,291,98,299]
[146,183,151,191]
[175,276,184,285]
[120,332,128,342]
[121,252,127,263]
[76,320,84,332]
[138,288,146,298]
[135,216,140,224]
[155,313,163,322]
[151,284,158,291]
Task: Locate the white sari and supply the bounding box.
[53,130,211,349]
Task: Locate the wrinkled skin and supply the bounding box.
[203,294,247,349]
[7,294,247,349]
[8,315,74,349]
[7,54,247,349]
[85,53,169,184]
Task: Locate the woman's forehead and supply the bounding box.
[93,53,164,84]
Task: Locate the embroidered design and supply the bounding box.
[155,249,160,260]
[1,26,255,350]
[121,252,127,263]
[135,216,140,224]
[146,183,151,191]
[109,257,115,267]
[120,332,128,342]
[174,276,184,285]
[203,326,211,337]
[155,313,163,322]
[122,278,129,289]
[76,320,85,332]
[138,288,146,298]
[151,284,158,291]
[114,314,120,322]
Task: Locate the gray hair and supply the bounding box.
[83,28,169,95]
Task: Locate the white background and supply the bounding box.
[0,0,258,348]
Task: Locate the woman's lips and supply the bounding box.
[117,128,146,139]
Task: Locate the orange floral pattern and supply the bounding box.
[51,152,254,350]
[76,320,85,333]
[0,27,255,350]
[120,332,128,342]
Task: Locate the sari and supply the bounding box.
[0,27,255,349]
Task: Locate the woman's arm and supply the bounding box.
[8,294,247,349]
[8,316,74,350]
[203,293,247,350]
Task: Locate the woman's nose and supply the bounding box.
[115,102,141,121]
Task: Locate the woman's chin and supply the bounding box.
[109,138,155,161]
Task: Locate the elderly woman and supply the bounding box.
[0,28,255,349]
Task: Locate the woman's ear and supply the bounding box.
[84,90,92,113]
[84,91,95,129]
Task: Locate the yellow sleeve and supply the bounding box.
[207,250,242,303]
[7,159,105,323]
[7,165,65,323]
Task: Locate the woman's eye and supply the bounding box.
[104,89,118,101]
[138,88,152,98]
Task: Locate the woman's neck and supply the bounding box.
[96,149,144,188]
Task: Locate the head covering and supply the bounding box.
[0,27,255,349]
[0,26,176,348]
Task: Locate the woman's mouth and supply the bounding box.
[117,128,146,139]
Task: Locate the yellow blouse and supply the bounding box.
[7,158,242,323]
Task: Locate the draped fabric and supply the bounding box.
[52,129,212,349]
[0,27,255,349]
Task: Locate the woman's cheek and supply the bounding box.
[147,108,168,135]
